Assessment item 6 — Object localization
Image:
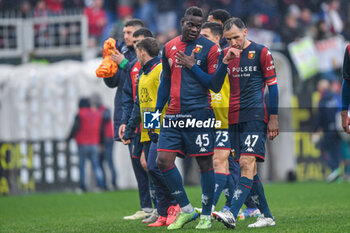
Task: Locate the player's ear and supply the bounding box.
[243,28,248,36]
[181,18,185,26]
[215,35,221,44]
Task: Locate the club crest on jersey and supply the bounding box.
[248,51,255,59]
[194,44,203,53]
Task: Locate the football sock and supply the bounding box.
[212,173,227,207]
[251,174,273,218]
[161,166,190,208]
[142,208,153,213]
[244,193,258,209]
[230,176,253,218]
[148,180,157,209]
[224,173,235,207]
[200,169,215,215]
[201,215,211,221]
[181,203,194,214]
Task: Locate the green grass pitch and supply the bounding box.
[1,182,350,232]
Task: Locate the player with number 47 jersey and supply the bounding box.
[212,17,279,229]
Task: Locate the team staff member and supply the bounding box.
[67,98,106,191]
[212,17,279,229]
[103,19,144,141]
[103,19,154,220]
[119,28,156,221]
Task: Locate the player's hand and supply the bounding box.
[175,50,195,69]
[110,49,125,64]
[148,130,159,143]
[223,47,241,64]
[119,124,126,140]
[341,110,350,134]
[267,114,279,140]
[121,138,131,145]
[140,151,148,171]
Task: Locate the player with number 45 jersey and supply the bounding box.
[154,6,231,230]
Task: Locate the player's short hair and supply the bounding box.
[136,37,160,58]
[202,22,223,38]
[133,27,153,38]
[184,6,203,19]
[223,17,246,32]
[208,9,231,24]
[124,19,144,28]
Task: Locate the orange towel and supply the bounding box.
[96,38,119,78]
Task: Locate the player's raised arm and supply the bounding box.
[175,47,237,93]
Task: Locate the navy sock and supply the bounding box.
[200,169,215,215]
[250,174,273,218]
[230,176,253,218]
[213,173,227,206]
[148,179,157,209]
[244,193,257,209]
[224,173,234,207]
[161,166,190,208]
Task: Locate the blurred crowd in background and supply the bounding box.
[0,0,349,50]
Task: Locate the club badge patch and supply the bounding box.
[194,44,203,53]
[248,51,255,59]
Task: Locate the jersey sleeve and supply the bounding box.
[162,46,171,79]
[156,47,171,112]
[260,47,277,85]
[343,44,350,80]
[207,44,221,75]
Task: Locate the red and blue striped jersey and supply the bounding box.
[162,35,221,114]
[227,41,277,124]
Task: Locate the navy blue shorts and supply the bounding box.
[229,121,267,162]
[214,129,231,150]
[158,108,215,157]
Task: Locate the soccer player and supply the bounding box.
[201,22,232,214]
[341,43,350,134]
[178,20,260,219]
[207,9,261,218]
[103,19,154,220]
[211,17,279,229]
[154,6,229,230]
[121,37,180,227]
[178,21,233,213]
[207,9,231,48]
